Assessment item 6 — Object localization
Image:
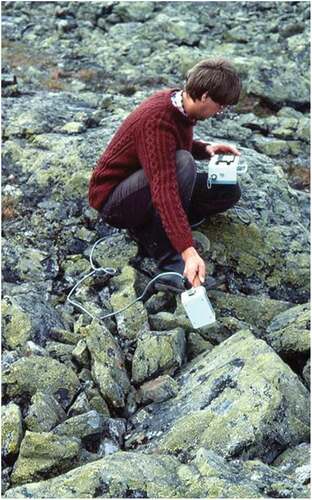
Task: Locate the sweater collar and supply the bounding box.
[168,88,197,125]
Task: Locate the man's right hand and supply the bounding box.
[181,246,206,288]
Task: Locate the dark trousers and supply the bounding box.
[101,150,241,251]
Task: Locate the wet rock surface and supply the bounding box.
[2,1,310,498]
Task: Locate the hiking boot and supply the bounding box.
[127,228,150,258]
[154,252,189,293]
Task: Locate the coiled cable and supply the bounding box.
[67,236,184,322]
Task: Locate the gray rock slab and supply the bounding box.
[4,447,309,498]
[125,330,310,464]
[131,328,186,385]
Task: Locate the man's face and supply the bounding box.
[193,93,225,121]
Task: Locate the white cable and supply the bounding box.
[66,236,185,322]
[233,205,251,224]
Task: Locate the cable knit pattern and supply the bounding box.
[88,89,211,253]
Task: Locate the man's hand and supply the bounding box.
[181,246,206,288]
[206,143,240,157]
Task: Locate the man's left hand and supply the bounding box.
[206,143,240,157]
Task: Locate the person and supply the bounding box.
[88,58,241,293]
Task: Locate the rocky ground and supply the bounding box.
[1,1,310,498]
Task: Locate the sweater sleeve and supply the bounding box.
[191,139,212,160]
[135,115,194,254]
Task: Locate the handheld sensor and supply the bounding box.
[181,286,216,329]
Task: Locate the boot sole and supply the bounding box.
[154,282,185,294]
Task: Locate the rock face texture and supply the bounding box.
[2,1,310,498]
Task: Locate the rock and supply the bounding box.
[60,121,86,134]
[190,447,309,498]
[2,355,80,410]
[131,328,186,385]
[202,182,309,303]
[110,265,149,340]
[112,1,155,22]
[52,410,106,439]
[2,293,66,349]
[263,303,310,370]
[149,310,189,332]
[280,21,305,38]
[198,315,251,345]
[45,341,75,367]
[67,391,91,417]
[97,438,119,457]
[245,61,309,108]
[2,298,32,349]
[123,391,136,420]
[71,339,90,367]
[2,73,17,88]
[253,137,290,156]
[136,375,179,405]
[3,242,59,291]
[25,392,66,432]
[77,372,111,417]
[82,320,131,409]
[102,418,127,448]
[1,403,23,459]
[49,327,81,345]
[10,430,81,485]
[296,116,310,142]
[154,14,202,45]
[22,341,47,357]
[61,255,91,287]
[95,233,137,270]
[4,450,185,498]
[144,290,176,315]
[4,448,309,498]
[272,442,310,486]
[302,359,310,388]
[125,330,310,464]
[1,350,20,371]
[209,290,290,330]
[186,331,214,360]
[87,393,111,417]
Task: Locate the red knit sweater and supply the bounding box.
[88,88,211,253]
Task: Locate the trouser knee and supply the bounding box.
[218,183,241,211]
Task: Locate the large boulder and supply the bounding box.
[81,320,131,409]
[24,392,66,432]
[131,327,186,385]
[262,302,310,372]
[10,430,81,485]
[125,330,310,463]
[110,265,149,340]
[2,292,66,349]
[2,355,80,410]
[4,448,309,498]
[272,442,310,487]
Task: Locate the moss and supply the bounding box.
[132,329,185,384]
[2,299,32,349]
[1,403,23,458]
[158,410,213,453]
[3,355,80,408]
[11,431,81,485]
[210,290,290,329]
[83,320,131,408]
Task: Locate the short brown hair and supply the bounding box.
[185,58,241,105]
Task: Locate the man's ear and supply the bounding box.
[201,92,209,102]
